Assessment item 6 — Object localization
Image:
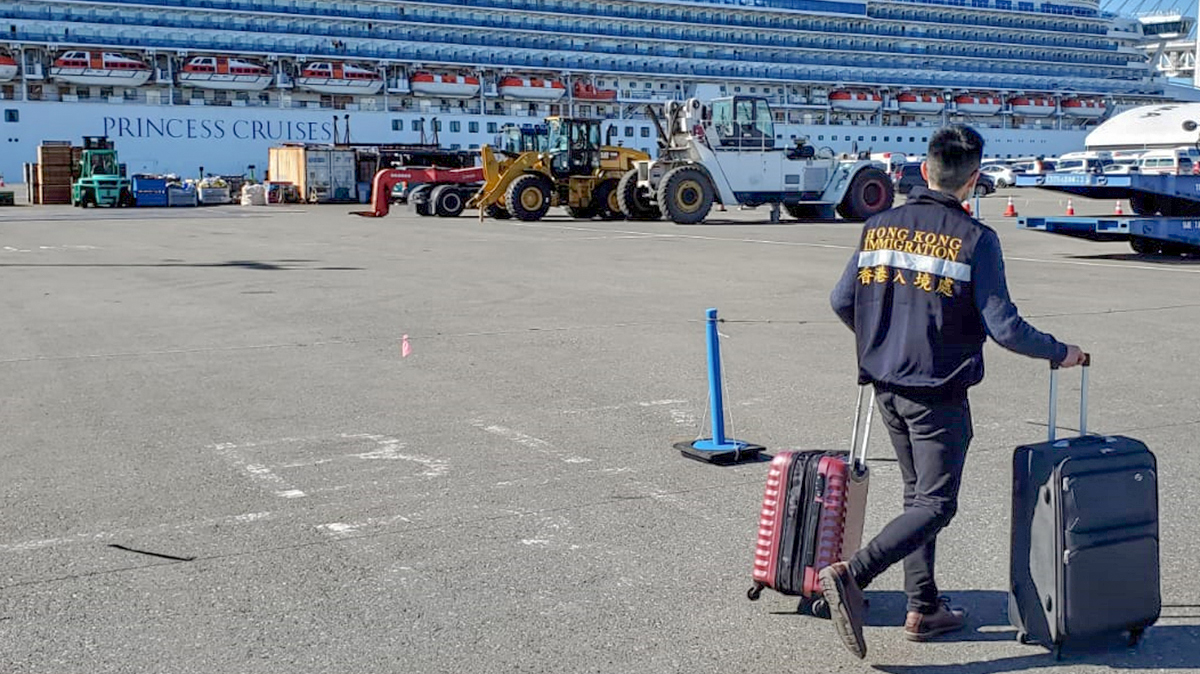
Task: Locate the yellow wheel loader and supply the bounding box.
[469,117,650,221]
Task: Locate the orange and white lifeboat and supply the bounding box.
[895,92,944,115]
[954,94,1002,116]
[1009,96,1055,117]
[829,90,882,112]
[572,81,617,101]
[297,62,383,95]
[498,76,566,101]
[0,54,17,83]
[1061,98,1105,118]
[179,56,272,92]
[410,72,481,98]
[51,51,152,87]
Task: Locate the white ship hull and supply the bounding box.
[0,64,17,82]
[296,78,383,95]
[179,73,273,92]
[0,99,1092,185]
[51,68,153,87]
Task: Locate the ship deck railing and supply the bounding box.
[2,24,1139,96]
[27,0,1117,50]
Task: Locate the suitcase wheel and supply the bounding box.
[810,598,830,619]
[796,597,831,619]
[747,584,764,601]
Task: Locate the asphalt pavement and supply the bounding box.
[1,188,1197,673]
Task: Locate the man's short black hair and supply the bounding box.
[926,124,985,192]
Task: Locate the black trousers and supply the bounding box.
[847,388,973,614]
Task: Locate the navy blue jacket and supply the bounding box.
[830,187,1068,396]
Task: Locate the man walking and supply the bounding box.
[820,124,1086,659]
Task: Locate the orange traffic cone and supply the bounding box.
[1004,196,1018,217]
[1066,198,1075,216]
[961,200,972,215]
[1114,200,1124,215]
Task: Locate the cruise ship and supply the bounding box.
[0,0,1197,182]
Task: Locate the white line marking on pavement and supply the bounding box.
[507,221,1200,275]
[317,514,413,537]
[560,398,689,414]
[471,421,592,463]
[1007,255,1200,275]
[340,434,449,477]
[209,442,307,499]
[0,511,274,554]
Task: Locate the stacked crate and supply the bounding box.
[36,142,74,205]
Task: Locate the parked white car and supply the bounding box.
[981,164,1016,187]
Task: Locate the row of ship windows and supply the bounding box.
[433,0,1111,37]
[391,119,659,138]
[7,26,1143,95]
[5,13,1128,80]
[16,3,1118,58]
[53,0,1114,47]
[398,12,1124,64]
[114,0,1106,23]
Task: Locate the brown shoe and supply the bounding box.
[904,599,968,642]
[818,562,867,659]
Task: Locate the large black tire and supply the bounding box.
[1160,196,1200,218]
[409,184,434,216]
[118,189,135,208]
[485,204,511,220]
[505,173,552,221]
[1129,194,1157,216]
[593,179,622,220]
[617,169,660,220]
[1129,236,1158,255]
[81,190,95,208]
[657,166,713,224]
[431,185,466,218]
[837,167,894,221]
[972,183,989,198]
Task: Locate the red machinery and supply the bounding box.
[352,166,484,217]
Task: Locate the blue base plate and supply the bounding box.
[674,439,765,465]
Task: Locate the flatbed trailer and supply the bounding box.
[1017,216,1200,254]
[1014,172,1200,255]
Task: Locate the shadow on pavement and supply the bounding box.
[1064,252,1200,265]
[0,260,362,271]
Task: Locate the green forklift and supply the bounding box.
[72,136,134,208]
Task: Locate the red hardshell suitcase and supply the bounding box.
[747,387,872,616]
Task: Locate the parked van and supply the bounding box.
[1137,147,1200,175]
[1054,151,1113,174]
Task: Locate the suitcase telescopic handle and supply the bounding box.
[849,385,875,471]
[1048,352,1091,443]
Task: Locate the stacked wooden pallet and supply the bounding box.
[36,142,75,205]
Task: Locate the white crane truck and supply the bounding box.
[617,96,895,224]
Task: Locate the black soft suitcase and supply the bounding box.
[1009,355,1161,657]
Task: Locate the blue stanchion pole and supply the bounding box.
[677,307,764,463]
[705,307,727,446]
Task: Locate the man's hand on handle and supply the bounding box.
[1058,344,1087,368]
